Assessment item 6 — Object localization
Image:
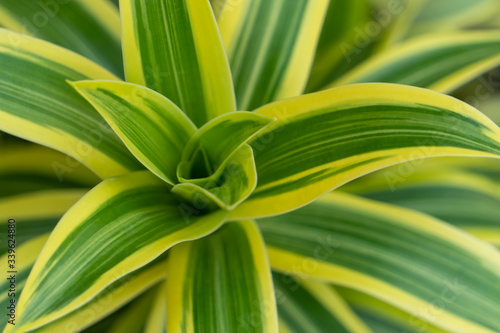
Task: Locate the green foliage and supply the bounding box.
[1,0,500,332]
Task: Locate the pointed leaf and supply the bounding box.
[178,111,273,181]
[10,171,227,333]
[120,0,235,126]
[230,83,500,219]
[216,0,328,110]
[173,144,257,210]
[0,29,142,178]
[333,31,500,93]
[72,80,197,185]
[167,220,278,333]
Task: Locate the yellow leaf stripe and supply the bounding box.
[409,0,500,36]
[0,0,123,76]
[230,83,500,219]
[32,258,168,333]
[72,80,197,185]
[0,144,99,197]
[273,271,372,333]
[260,192,500,333]
[144,280,168,333]
[1,234,49,332]
[338,287,447,333]
[332,31,500,93]
[343,166,500,247]
[0,29,142,178]
[167,220,278,333]
[10,171,227,333]
[0,189,87,255]
[120,0,235,126]
[217,0,328,110]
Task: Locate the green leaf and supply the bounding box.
[408,0,500,36]
[9,171,227,333]
[372,0,425,49]
[0,0,124,77]
[0,29,142,179]
[72,80,197,185]
[0,189,86,256]
[333,31,500,93]
[258,191,500,333]
[178,111,273,181]
[305,0,374,93]
[103,285,159,333]
[173,144,257,210]
[0,144,99,198]
[216,0,328,110]
[474,95,500,126]
[30,257,169,333]
[144,280,168,333]
[229,83,500,219]
[80,299,136,333]
[273,272,372,333]
[174,111,271,210]
[338,287,447,333]
[345,167,500,246]
[365,156,500,183]
[438,157,500,181]
[94,286,157,333]
[1,234,48,330]
[167,220,278,333]
[120,0,235,127]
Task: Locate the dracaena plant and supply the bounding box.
[2,0,500,332]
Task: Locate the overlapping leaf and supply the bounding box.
[230,83,500,219]
[177,111,273,180]
[0,29,141,178]
[338,287,447,333]
[72,80,197,185]
[0,0,123,76]
[408,0,500,36]
[173,144,258,210]
[91,286,157,333]
[30,258,168,333]
[0,144,98,198]
[345,168,500,246]
[259,192,500,333]
[9,171,227,333]
[0,189,86,256]
[174,112,272,210]
[120,0,235,126]
[216,0,328,110]
[273,272,372,333]
[305,0,375,93]
[167,220,278,333]
[333,31,500,93]
[1,234,48,328]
